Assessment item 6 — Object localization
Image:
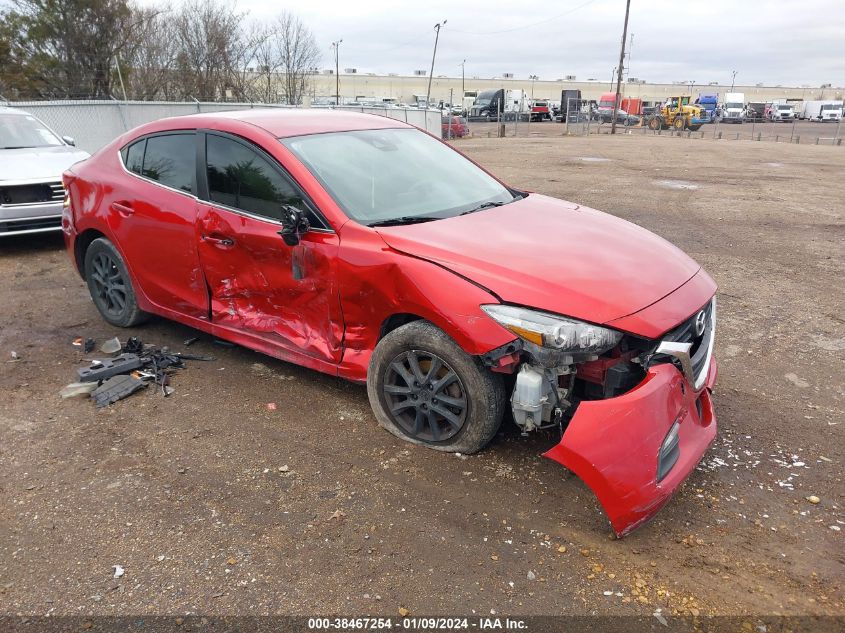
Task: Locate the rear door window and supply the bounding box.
[141,133,196,194]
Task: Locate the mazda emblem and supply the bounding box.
[694,310,707,337]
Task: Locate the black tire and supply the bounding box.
[647,115,663,131]
[673,116,686,131]
[688,124,702,131]
[84,237,149,328]
[367,321,505,454]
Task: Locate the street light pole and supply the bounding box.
[332,39,343,105]
[529,74,538,99]
[610,0,631,135]
[425,20,447,108]
[460,59,466,98]
[730,70,737,92]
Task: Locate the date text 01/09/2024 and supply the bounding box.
[306,617,528,630]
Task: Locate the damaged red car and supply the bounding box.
[62,110,717,536]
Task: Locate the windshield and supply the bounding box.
[598,99,616,108]
[821,104,841,111]
[726,103,743,110]
[778,105,792,111]
[0,113,63,149]
[474,98,492,107]
[282,128,515,225]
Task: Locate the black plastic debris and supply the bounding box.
[84,338,95,353]
[70,337,215,406]
[91,375,147,408]
[77,354,143,382]
[123,337,144,355]
[183,336,200,347]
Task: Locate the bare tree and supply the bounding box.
[171,0,246,101]
[121,8,179,100]
[250,23,284,103]
[277,12,320,105]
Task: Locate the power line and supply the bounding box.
[449,0,600,36]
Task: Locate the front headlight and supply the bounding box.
[481,304,622,354]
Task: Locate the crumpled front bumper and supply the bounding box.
[543,357,717,537]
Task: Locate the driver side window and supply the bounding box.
[205,134,324,228]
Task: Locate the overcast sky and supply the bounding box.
[229,0,842,87]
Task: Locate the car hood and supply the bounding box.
[0,146,90,182]
[375,194,701,331]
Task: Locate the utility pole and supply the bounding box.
[730,70,737,92]
[529,74,538,99]
[460,59,466,98]
[114,54,128,101]
[609,67,616,91]
[610,0,631,135]
[425,20,447,108]
[332,40,343,105]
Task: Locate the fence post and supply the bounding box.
[110,96,129,131]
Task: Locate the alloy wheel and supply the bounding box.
[383,350,468,442]
[89,252,128,317]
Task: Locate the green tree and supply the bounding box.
[0,0,139,99]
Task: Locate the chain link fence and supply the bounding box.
[4,100,442,154]
[460,110,843,146]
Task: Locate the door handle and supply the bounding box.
[110,201,134,217]
[202,235,235,247]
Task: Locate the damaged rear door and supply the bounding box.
[195,131,343,364]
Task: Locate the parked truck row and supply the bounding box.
[456,88,842,126]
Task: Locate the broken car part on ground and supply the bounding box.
[61,109,718,536]
[62,336,212,407]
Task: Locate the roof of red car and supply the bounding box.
[167,108,411,138]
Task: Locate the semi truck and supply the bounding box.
[469,89,530,121]
[721,92,745,123]
[766,100,796,122]
[800,100,844,122]
[697,93,719,121]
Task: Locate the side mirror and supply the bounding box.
[62,136,76,146]
[277,205,310,246]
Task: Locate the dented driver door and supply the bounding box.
[195,132,343,365]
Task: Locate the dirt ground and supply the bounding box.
[1,134,843,621]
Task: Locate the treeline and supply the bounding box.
[0,0,321,103]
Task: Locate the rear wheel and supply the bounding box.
[647,115,663,131]
[84,238,149,327]
[688,124,702,131]
[367,321,505,454]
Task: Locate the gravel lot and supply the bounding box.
[1,134,843,619]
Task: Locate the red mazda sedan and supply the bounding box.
[62,109,717,536]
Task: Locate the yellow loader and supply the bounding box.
[647,96,708,131]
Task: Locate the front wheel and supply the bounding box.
[367,321,505,454]
[673,116,686,131]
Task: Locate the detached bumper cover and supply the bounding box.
[543,358,717,537]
